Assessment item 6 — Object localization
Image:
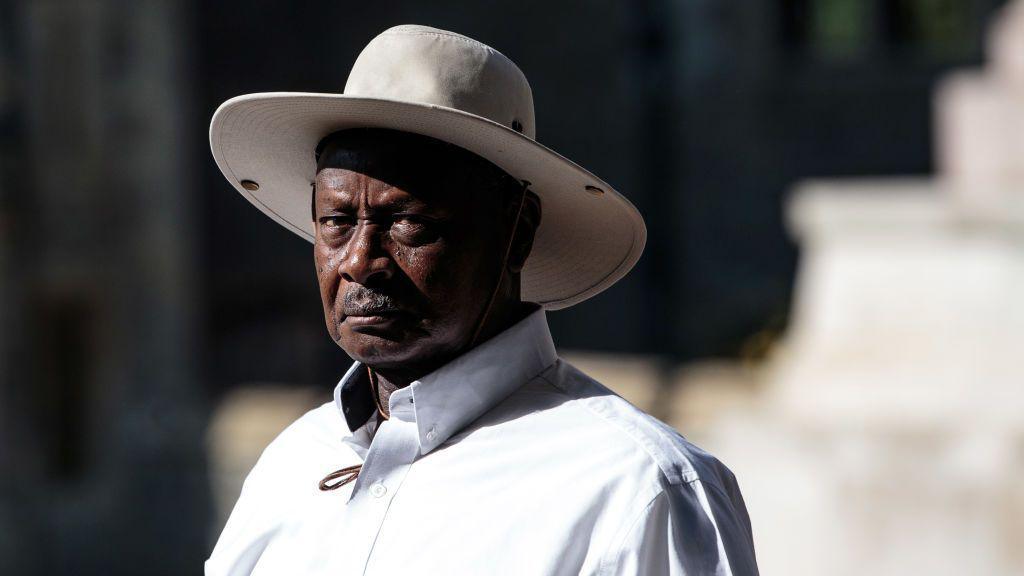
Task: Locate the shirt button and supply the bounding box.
[369,482,387,498]
[426,428,437,441]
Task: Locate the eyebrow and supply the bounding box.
[315,188,440,215]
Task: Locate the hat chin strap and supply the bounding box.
[468,179,530,348]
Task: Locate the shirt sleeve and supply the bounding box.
[602,479,759,576]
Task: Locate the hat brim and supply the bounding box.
[209,92,645,310]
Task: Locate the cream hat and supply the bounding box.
[209,25,645,309]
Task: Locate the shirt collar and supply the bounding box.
[333,308,557,454]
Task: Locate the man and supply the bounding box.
[207,25,757,575]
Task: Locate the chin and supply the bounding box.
[337,327,423,366]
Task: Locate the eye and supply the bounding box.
[390,214,441,245]
[318,215,355,236]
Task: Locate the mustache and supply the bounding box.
[341,285,402,315]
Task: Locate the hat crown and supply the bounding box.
[344,25,536,139]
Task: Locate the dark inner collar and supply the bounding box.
[339,366,376,432]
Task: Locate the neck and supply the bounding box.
[369,301,539,416]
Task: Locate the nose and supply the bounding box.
[337,221,394,286]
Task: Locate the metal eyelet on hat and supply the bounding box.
[585,185,604,195]
[240,179,260,191]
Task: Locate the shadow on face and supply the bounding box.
[312,128,525,377]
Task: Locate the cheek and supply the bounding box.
[401,241,493,313]
[396,244,451,298]
[314,246,342,310]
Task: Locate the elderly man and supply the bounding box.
[206,25,757,575]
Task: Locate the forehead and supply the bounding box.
[315,168,440,209]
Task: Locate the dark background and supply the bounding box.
[0,0,1006,574]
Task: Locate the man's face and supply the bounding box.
[313,133,509,374]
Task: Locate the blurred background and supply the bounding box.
[1,0,1022,574]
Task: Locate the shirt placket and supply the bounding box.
[335,391,420,575]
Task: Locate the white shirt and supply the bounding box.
[206,310,758,575]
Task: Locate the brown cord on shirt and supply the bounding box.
[318,464,362,490]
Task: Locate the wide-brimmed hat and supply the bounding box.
[209,25,645,310]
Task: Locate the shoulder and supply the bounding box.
[255,401,346,461]
[529,361,757,573]
[241,401,352,498]
[533,359,742,493]
[486,359,756,571]
[207,401,348,572]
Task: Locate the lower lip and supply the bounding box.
[344,313,403,327]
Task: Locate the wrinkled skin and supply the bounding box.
[313,129,542,392]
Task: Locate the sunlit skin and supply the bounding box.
[312,129,541,410]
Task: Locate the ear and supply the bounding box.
[507,191,542,274]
